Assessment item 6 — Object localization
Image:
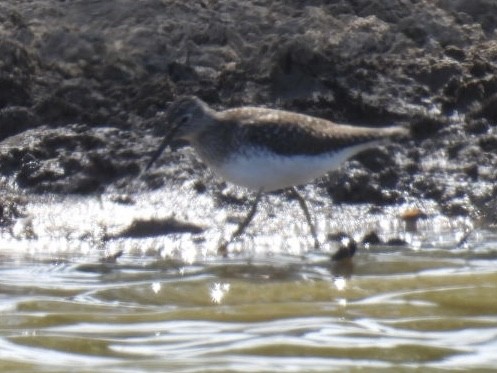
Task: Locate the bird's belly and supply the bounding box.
[208,146,371,191]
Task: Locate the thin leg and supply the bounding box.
[218,189,264,255]
[289,187,319,249]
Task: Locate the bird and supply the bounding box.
[145,96,409,254]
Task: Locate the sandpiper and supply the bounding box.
[145,96,408,253]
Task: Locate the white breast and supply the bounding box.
[205,143,379,192]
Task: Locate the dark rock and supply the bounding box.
[439,0,497,33]
[478,135,497,153]
[327,232,351,243]
[442,201,471,217]
[0,106,39,140]
[411,177,445,201]
[386,238,408,246]
[331,238,357,262]
[193,180,207,194]
[445,45,466,61]
[409,115,447,140]
[35,96,82,126]
[404,161,420,175]
[362,231,382,245]
[379,168,400,188]
[469,60,491,78]
[0,78,32,109]
[104,217,204,240]
[355,148,395,173]
[327,165,400,205]
[465,119,490,134]
[0,38,36,108]
[463,164,479,181]
[0,125,145,193]
[478,93,497,123]
[411,60,462,91]
[0,191,26,227]
[168,62,199,83]
[476,187,497,225]
[447,141,465,159]
[443,78,486,113]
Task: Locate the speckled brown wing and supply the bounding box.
[224,108,404,156]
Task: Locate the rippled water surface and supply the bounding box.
[1,190,496,372]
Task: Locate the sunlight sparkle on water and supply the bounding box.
[151,282,161,294]
[180,240,198,264]
[338,298,348,307]
[333,277,347,291]
[210,283,231,304]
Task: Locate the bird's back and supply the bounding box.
[219,107,408,156]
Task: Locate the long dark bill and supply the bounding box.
[144,125,180,172]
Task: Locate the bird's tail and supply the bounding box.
[379,124,410,139]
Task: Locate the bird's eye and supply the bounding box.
[179,113,192,125]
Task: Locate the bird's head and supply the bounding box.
[145,96,212,171]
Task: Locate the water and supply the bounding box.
[0,188,496,372]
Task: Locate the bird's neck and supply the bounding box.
[190,117,235,165]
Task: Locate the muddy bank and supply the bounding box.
[0,0,497,237]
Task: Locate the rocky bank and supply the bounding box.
[0,0,496,238]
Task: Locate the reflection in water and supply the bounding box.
[0,244,497,371]
[0,190,495,371]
